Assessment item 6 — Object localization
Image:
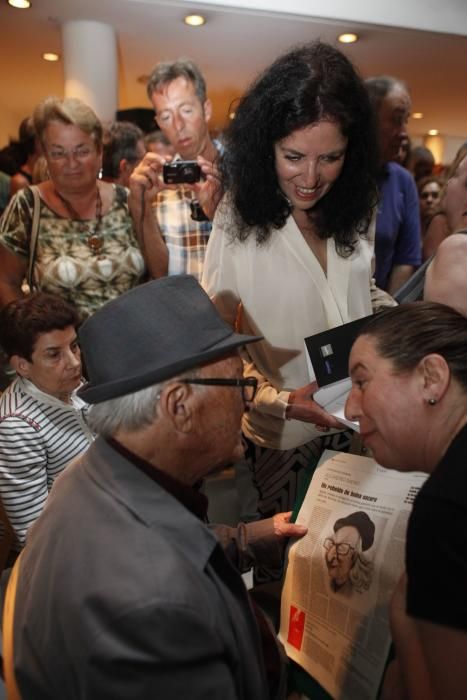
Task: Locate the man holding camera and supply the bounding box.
[129,58,223,281]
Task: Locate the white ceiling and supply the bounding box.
[1,0,467,143]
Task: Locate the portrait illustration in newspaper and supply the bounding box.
[323,510,375,595]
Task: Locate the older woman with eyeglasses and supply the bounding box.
[0,96,167,320]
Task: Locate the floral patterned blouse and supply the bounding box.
[0,184,146,320]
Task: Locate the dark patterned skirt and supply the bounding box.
[245,430,353,583]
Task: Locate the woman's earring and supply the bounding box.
[428,398,437,405]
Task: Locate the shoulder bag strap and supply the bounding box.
[27,186,41,291]
[2,551,23,700]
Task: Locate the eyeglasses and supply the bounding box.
[420,191,440,200]
[47,145,95,162]
[182,376,258,402]
[323,537,355,557]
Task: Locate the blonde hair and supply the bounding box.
[33,96,103,148]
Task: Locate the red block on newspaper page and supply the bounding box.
[287,606,305,651]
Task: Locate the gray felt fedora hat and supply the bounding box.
[78,275,262,404]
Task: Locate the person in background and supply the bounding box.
[409,145,435,182]
[423,145,467,260]
[422,153,467,316]
[0,292,93,550]
[102,121,146,188]
[395,135,411,168]
[145,129,175,159]
[202,41,380,569]
[345,302,467,700]
[0,96,167,319]
[5,275,306,699]
[365,76,422,294]
[4,117,42,199]
[417,175,444,238]
[424,232,467,316]
[129,58,223,281]
[9,117,42,197]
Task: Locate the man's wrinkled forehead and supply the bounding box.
[151,76,201,113]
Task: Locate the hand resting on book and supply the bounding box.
[285,380,347,430]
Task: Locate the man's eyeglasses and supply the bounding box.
[47,145,95,162]
[182,376,258,402]
[323,537,355,557]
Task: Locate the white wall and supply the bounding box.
[184,0,467,36]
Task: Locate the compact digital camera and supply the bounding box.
[163,160,201,184]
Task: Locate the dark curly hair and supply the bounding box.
[221,41,379,254]
[0,293,80,361]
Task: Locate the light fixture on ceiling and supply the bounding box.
[412,112,423,119]
[184,14,206,27]
[8,0,31,8]
[42,52,60,62]
[428,129,439,136]
[338,33,358,44]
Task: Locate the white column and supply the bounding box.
[62,20,118,122]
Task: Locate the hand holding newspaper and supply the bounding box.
[279,450,427,700]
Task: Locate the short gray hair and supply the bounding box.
[87,367,205,437]
[365,76,408,112]
[33,96,103,149]
[146,57,207,106]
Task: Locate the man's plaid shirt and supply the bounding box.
[152,186,211,282]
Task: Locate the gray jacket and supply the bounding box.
[13,437,272,700]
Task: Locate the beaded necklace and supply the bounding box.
[54,186,103,254]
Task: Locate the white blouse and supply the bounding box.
[202,202,374,450]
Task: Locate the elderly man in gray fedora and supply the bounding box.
[5,275,306,700]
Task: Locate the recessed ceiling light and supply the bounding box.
[428,129,439,136]
[42,52,60,62]
[338,33,358,44]
[412,112,423,119]
[8,0,31,8]
[184,14,206,27]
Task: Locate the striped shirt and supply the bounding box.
[0,377,93,548]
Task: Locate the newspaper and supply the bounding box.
[279,450,427,700]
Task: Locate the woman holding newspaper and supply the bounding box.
[202,41,380,539]
[345,302,467,700]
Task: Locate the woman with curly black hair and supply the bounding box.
[202,41,380,559]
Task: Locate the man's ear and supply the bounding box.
[417,353,450,403]
[203,98,212,123]
[159,382,194,433]
[10,354,30,379]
